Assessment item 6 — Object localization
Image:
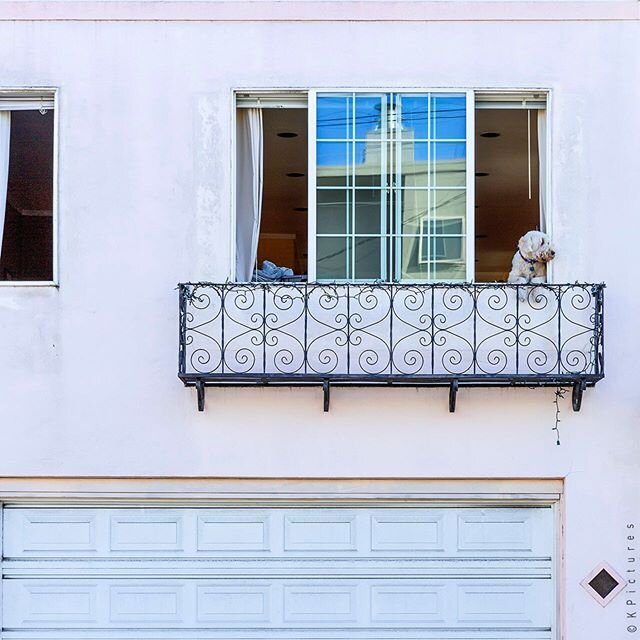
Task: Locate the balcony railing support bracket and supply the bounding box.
[196,380,205,412]
[572,378,586,412]
[449,380,459,413]
[323,380,330,413]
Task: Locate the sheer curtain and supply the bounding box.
[0,112,10,258]
[235,108,263,282]
[537,109,547,233]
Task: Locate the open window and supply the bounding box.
[235,90,547,283]
[475,92,547,281]
[0,91,55,283]
[235,93,308,283]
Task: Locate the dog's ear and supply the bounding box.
[518,232,533,255]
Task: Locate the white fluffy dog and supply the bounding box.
[508,230,556,284]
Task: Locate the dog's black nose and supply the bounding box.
[550,251,556,257]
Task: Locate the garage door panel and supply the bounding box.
[197,514,271,552]
[2,579,551,630]
[371,512,444,552]
[3,508,553,559]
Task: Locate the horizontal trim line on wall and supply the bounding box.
[0,1,637,22]
[0,477,563,505]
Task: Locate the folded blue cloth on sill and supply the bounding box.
[254,260,295,282]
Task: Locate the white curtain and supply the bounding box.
[537,109,547,233]
[235,108,263,282]
[0,112,10,258]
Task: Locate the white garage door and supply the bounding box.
[1,505,554,639]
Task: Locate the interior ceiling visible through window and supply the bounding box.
[475,108,540,282]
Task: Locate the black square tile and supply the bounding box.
[588,568,620,599]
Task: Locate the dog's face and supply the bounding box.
[518,230,556,263]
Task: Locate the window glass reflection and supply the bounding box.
[399,141,428,188]
[317,94,352,140]
[399,94,429,140]
[354,95,384,140]
[431,94,466,140]
[317,236,348,279]
[432,190,466,225]
[317,141,351,188]
[354,141,383,187]
[317,189,349,235]
[433,142,466,187]
[354,237,382,280]
[315,92,467,282]
[399,190,428,235]
[354,190,382,235]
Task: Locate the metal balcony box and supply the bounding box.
[178,282,605,412]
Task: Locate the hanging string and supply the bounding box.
[552,387,567,445]
[527,108,532,200]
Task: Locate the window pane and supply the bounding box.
[433,235,464,260]
[354,237,382,280]
[399,189,428,235]
[317,189,348,235]
[432,94,466,139]
[354,140,383,187]
[433,142,466,187]
[317,236,348,280]
[399,141,428,188]
[317,94,352,140]
[400,236,466,281]
[432,220,464,236]
[400,236,429,280]
[432,260,466,280]
[399,94,429,140]
[317,141,351,188]
[432,189,466,225]
[314,92,468,283]
[354,190,381,235]
[354,95,384,140]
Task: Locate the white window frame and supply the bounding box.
[308,88,475,283]
[0,87,59,288]
[234,88,549,285]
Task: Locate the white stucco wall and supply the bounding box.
[0,3,638,637]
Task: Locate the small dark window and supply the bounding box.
[1,109,54,281]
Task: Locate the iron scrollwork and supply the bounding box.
[178,282,605,410]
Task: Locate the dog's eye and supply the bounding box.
[541,239,545,245]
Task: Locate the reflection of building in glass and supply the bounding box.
[316,96,466,281]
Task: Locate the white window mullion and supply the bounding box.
[350,93,356,281]
[307,90,317,282]
[427,93,432,281]
[392,92,399,282]
[380,93,388,282]
[465,90,476,283]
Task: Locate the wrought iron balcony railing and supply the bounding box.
[178,282,604,412]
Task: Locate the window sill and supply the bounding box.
[0,281,58,288]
